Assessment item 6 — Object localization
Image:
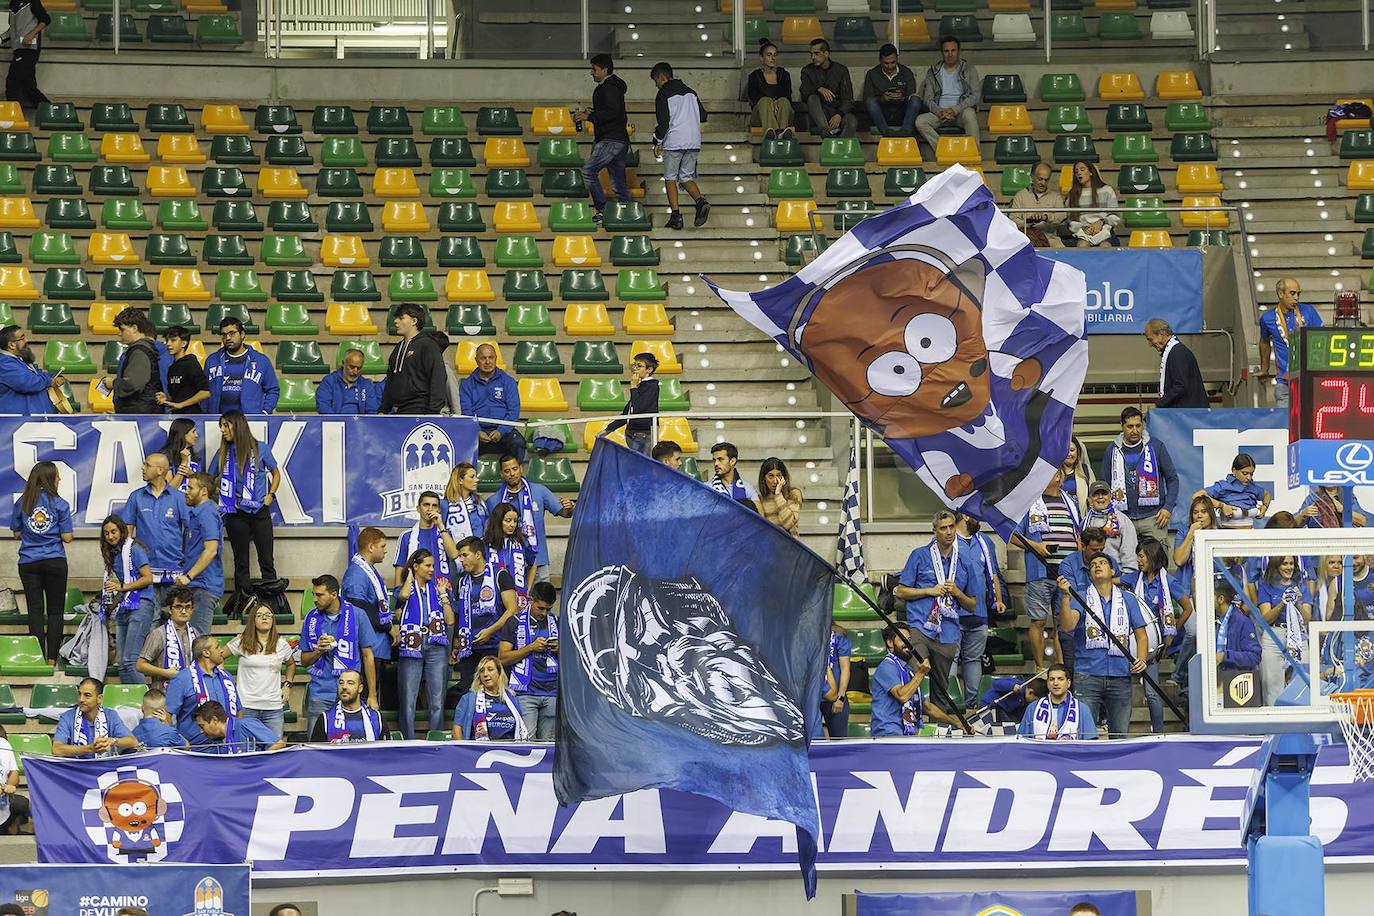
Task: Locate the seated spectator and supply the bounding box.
[100,513,155,685]
[916,36,980,155]
[315,347,382,415]
[102,308,165,415]
[0,724,29,834]
[652,439,683,470]
[747,39,794,140]
[869,623,964,736]
[192,701,284,753]
[1065,161,1120,248]
[460,343,524,463]
[1215,581,1261,679]
[158,417,202,493]
[165,635,241,745]
[137,586,199,689]
[131,688,187,749]
[1009,162,1064,248]
[862,44,921,139]
[227,600,297,740]
[498,580,560,740]
[1081,482,1138,577]
[1200,453,1271,529]
[800,38,857,137]
[1056,557,1149,738]
[309,669,384,742]
[709,441,761,512]
[982,674,1042,723]
[453,655,527,740]
[52,678,139,758]
[1017,663,1098,739]
[1299,485,1366,528]
[156,325,209,414]
[757,456,802,536]
[603,351,660,456]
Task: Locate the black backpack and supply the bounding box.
[226,577,291,622]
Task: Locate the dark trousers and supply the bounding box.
[478,428,527,464]
[820,697,850,738]
[223,505,276,590]
[5,49,46,109]
[911,629,961,715]
[1,794,30,834]
[19,557,67,661]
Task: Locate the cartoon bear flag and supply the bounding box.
[704,164,1089,538]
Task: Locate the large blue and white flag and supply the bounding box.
[553,441,832,897]
[837,439,867,586]
[705,165,1089,537]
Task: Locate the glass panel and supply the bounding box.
[1213,0,1368,55]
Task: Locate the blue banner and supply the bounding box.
[855,890,1136,916]
[24,738,1372,877]
[1043,249,1203,335]
[0,863,249,916]
[0,415,478,527]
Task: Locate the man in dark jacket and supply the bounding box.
[380,303,449,415]
[575,53,631,224]
[862,44,921,138]
[6,0,50,110]
[800,38,856,137]
[106,308,163,415]
[1145,317,1209,409]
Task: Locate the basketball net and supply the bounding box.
[1330,689,1374,782]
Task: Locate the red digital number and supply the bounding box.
[1314,378,1350,440]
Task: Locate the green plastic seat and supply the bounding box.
[436,236,485,267]
[571,340,620,374]
[47,132,96,162]
[266,302,319,334]
[0,164,19,197]
[1355,194,1374,224]
[1121,196,1171,229]
[214,268,268,302]
[1171,132,1218,162]
[212,199,262,232]
[30,231,78,265]
[34,164,79,195]
[659,378,689,411]
[826,167,872,198]
[505,301,555,335]
[209,134,259,165]
[1052,134,1098,164]
[429,168,475,198]
[1165,102,1211,132]
[154,199,204,231]
[982,74,1027,103]
[1039,73,1085,102]
[318,137,365,168]
[0,131,37,162]
[28,683,78,716]
[146,233,195,265]
[1098,11,1142,39]
[541,168,587,198]
[148,14,192,42]
[375,137,421,167]
[993,135,1039,165]
[528,456,578,492]
[197,14,243,44]
[146,103,192,133]
[269,201,319,232]
[1362,228,1374,260]
[378,235,427,267]
[426,729,451,742]
[0,684,23,724]
[272,269,322,302]
[255,105,301,135]
[744,15,768,44]
[476,106,521,136]
[833,200,875,231]
[430,137,476,167]
[783,234,828,266]
[486,168,533,198]
[1340,130,1374,160]
[330,268,381,301]
[275,377,315,411]
[834,15,876,44]
[938,14,982,41]
[367,106,412,135]
[265,136,312,166]
[523,420,576,453]
[576,376,625,410]
[849,628,886,663]
[201,166,249,198]
[514,340,564,375]
[46,197,95,229]
[559,269,607,301]
[1185,229,1230,246]
[437,202,484,233]
[262,234,310,266]
[1111,133,1158,163]
[421,106,467,136]
[102,339,127,372]
[774,0,817,10]
[312,105,358,135]
[101,267,150,300]
[615,268,665,300]
[537,137,583,167]
[90,102,136,133]
[999,165,1032,196]
[603,201,652,232]
[609,235,658,266]
[276,340,327,374]
[819,137,864,166]
[1046,103,1089,134]
[768,167,813,199]
[28,300,79,333]
[447,303,495,336]
[336,339,386,372]
[37,102,82,132]
[205,302,259,333]
[1106,102,1150,133]
[44,12,90,42]
[386,269,436,301]
[44,268,95,300]
[316,168,363,200]
[883,167,925,197]
[148,301,194,332]
[89,165,136,196]
[936,0,977,8]
[549,201,594,232]
[759,136,804,166]
[0,231,19,263]
[1050,13,1089,40]
[832,582,878,621]
[96,14,142,42]
[1117,164,1164,195]
[503,269,552,303]
[43,338,94,373]
[493,236,543,268]
[101,197,151,230]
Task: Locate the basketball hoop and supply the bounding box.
[1330,689,1374,781]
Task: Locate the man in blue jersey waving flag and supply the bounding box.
[705,164,1089,537]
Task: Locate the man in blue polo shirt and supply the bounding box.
[1259,277,1323,409]
[131,689,187,749]
[51,679,139,758]
[869,624,965,737]
[165,635,240,744]
[174,472,223,635]
[487,454,572,582]
[1056,556,1149,739]
[124,451,190,611]
[297,574,378,732]
[893,510,977,714]
[192,701,283,753]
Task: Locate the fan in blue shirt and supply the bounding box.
[130,689,188,749]
[191,700,283,753]
[1199,454,1271,529]
[123,453,191,581]
[486,455,573,570]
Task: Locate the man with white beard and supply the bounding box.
[0,325,61,414]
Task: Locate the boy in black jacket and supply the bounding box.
[604,352,660,455]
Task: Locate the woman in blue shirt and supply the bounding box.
[158,417,202,493]
[100,515,154,684]
[1200,453,1271,529]
[453,654,526,740]
[483,502,536,610]
[1124,538,1192,734]
[211,411,281,601]
[1256,555,1313,706]
[9,461,73,661]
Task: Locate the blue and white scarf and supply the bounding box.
[218,444,262,513]
[497,482,540,557]
[1030,694,1081,739]
[72,707,110,751]
[163,618,198,673]
[1133,570,1176,639]
[509,610,558,693]
[302,604,360,678]
[172,455,201,494]
[1217,601,1239,658]
[883,653,922,736]
[1028,488,1081,535]
[458,561,498,657]
[1110,439,1161,511]
[1083,585,1129,657]
[110,539,143,613]
[966,533,999,608]
[398,578,449,659]
[407,522,451,584]
[472,688,528,741]
[1278,583,1308,665]
[189,662,239,717]
[711,474,749,502]
[492,541,529,602]
[327,702,381,742]
[351,553,392,627]
[923,538,961,635]
[443,495,486,542]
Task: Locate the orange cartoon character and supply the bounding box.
[98,774,167,861]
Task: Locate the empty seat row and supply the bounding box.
[43,12,242,45]
[773,11,1188,45]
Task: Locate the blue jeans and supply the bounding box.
[1074,672,1134,738]
[626,429,650,455]
[398,644,450,739]
[518,693,557,740]
[190,588,218,637]
[865,95,922,136]
[1141,659,1164,733]
[957,623,988,708]
[243,706,285,740]
[305,689,334,736]
[584,139,630,210]
[115,598,155,684]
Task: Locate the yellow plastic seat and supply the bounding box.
[373,167,420,198]
[1095,0,1137,7]
[657,416,698,451]
[88,300,124,335]
[631,339,681,374]
[454,339,506,374]
[257,167,308,199]
[876,137,922,166]
[87,378,114,413]
[1155,71,1203,100]
[1333,98,1374,132]
[0,265,39,298]
[157,134,206,164]
[158,267,211,301]
[493,201,541,233]
[325,302,378,335]
[1180,196,1228,228]
[988,0,1030,8]
[147,166,195,198]
[1175,163,1223,194]
[0,102,29,130]
[1098,72,1145,100]
[187,339,207,363]
[552,235,601,267]
[519,378,567,413]
[1129,229,1173,248]
[583,419,627,451]
[986,104,1032,135]
[445,269,494,301]
[320,235,370,267]
[101,132,150,163]
[936,135,981,165]
[1347,161,1374,190]
[201,104,249,134]
[483,138,531,167]
[530,107,576,136]
[381,201,430,232]
[622,301,673,336]
[88,231,139,265]
[719,0,762,11]
[775,199,817,232]
[781,16,823,45]
[0,197,39,228]
[888,14,930,44]
[563,301,614,336]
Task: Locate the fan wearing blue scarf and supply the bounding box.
[486,455,573,575]
[1199,453,1271,530]
[52,678,139,759]
[453,536,522,686]
[299,574,379,732]
[392,490,462,594]
[708,441,762,513]
[193,700,284,754]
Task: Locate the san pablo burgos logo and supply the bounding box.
[81,765,185,864]
[379,422,457,519]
